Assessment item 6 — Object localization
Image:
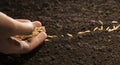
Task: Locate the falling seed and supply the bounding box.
[67,33,73,37]
[47,35,57,38]
[47,35,53,38]
[99,20,103,25]
[93,27,99,31]
[45,39,50,41]
[112,21,118,24]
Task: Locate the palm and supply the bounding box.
[0,19,47,54]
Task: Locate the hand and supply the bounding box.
[0,19,47,54]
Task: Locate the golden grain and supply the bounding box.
[85,30,90,32]
[47,35,57,38]
[106,27,110,30]
[78,32,86,35]
[67,33,73,37]
[45,39,50,41]
[99,20,103,25]
[15,27,44,40]
[93,27,99,31]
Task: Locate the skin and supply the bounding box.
[0,12,47,54]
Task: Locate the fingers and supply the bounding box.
[12,32,47,53]
[32,21,46,32]
[15,19,31,22]
[31,32,47,44]
[8,31,47,54]
[32,21,42,27]
[28,32,47,50]
[15,19,42,27]
[13,20,42,35]
[35,32,47,40]
[15,19,42,25]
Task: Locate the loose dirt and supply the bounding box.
[0,0,120,65]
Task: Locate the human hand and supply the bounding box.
[0,19,47,54]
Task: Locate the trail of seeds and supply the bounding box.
[45,21,120,41]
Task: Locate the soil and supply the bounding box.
[0,0,120,65]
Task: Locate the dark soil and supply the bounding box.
[0,0,120,65]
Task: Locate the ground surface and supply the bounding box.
[0,0,120,65]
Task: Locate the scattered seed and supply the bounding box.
[45,39,50,41]
[107,24,120,32]
[78,30,90,35]
[47,35,57,38]
[108,29,113,32]
[78,32,86,35]
[106,27,110,30]
[85,30,90,32]
[113,25,116,29]
[99,20,103,25]
[100,26,103,30]
[91,20,96,23]
[115,24,120,30]
[98,26,103,30]
[67,33,73,37]
[93,27,98,31]
[112,21,118,24]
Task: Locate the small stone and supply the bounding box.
[90,20,96,23]
[61,35,64,37]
